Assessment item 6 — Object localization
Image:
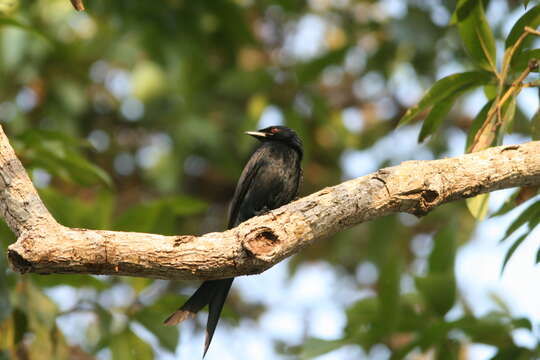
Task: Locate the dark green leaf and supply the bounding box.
[417,92,459,142]
[455,0,497,71]
[502,201,540,240]
[399,71,492,126]
[428,226,456,274]
[532,101,540,140]
[377,248,400,335]
[345,297,379,348]
[415,274,456,316]
[511,317,533,331]
[134,304,179,352]
[511,49,540,73]
[457,314,513,346]
[501,233,529,274]
[505,5,540,49]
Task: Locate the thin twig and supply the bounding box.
[70,0,85,11]
[470,59,539,152]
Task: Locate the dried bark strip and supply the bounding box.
[2,125,540,280]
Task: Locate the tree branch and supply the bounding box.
[2,125,539,280]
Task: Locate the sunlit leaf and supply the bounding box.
[466,100,493,151]
[496,96,517,145]
[110,329,153,360]
[299,338,345,360]
[0,16,49,41]
[466,193,490,220]
[399,71,492,126]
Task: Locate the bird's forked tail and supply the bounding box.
[164,278,234,357]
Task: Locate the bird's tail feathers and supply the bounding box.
[203,278,233,357]
[163,278,234,357]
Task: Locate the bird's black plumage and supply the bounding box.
[164,126,303,356]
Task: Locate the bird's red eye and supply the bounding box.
[270,127,280,133]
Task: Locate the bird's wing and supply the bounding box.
[227,150,264,229]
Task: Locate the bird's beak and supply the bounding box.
[245,131,267,138]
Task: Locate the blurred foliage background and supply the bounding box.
[1,0,540,359]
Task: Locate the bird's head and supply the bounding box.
[245,125,303,156]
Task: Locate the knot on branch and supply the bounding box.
[7,248,32,273]
[399,188,441,217]
[243,227,280,260]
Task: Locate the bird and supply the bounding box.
[164,125,303,357]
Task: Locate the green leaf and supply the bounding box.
[511,317,533,331]
[457,313,513,346]
[491,188,522,217]
[0,16,50,41]
[415,273,456,316]
[417,92,459,142]
[377,248,400,336]
[92,304,113,351]
[428,225,457,274]
[501,233,529,274]
[532,101,540,141]
[110,329,154,360]
[114,195,207,234]
[299,338,345,360]
[502,201,540,240]
[297,47,349,84]
[17,130,112,187]
[415,226,457,316]
[505,5,540,50]
[466,193,490,220]
[134,303,179,352]
[399,71,492,126]
[31,274,110,290]
[345,297,379,348]
[455,0,497,72]
[40,189,114,229]
[511,49,540,73]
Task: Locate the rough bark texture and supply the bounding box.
[2,124,540,280]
